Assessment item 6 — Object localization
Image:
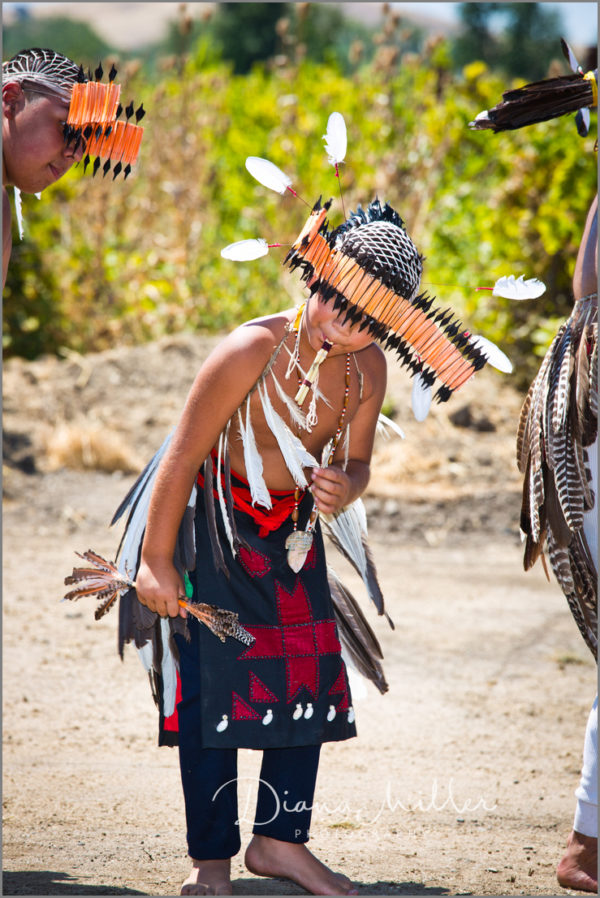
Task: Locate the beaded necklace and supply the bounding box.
[284,307,352,571]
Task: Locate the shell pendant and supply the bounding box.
[285,530,313,572]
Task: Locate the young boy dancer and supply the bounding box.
[131,191,492,895]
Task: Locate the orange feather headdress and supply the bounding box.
[220,111,529,417]
[285,196,488,404]
[2,48,145,179]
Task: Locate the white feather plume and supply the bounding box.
[562,39,581,73]
[270,370,308,430]
[579,107,591,132]
[321,499,389,622]
[376,412,405,440]
[117,432,174,583]
[492,274,546,300]
[216,431,236,555]
[160,616,178,717]
[411,373,433,421]
[258,380,318,488]
[245,156,292,195]
[323,111,347,165]
[237,400,272,509]
[13,187,24,241]
[221,238,269,261]
[470,335,513,373]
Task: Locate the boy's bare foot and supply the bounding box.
[181,858,233,896]
[556,830,598,893]
[245,835,358,895]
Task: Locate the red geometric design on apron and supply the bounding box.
[329,663,350,712]
[239,576,341,704]
[237,545,272,578]
[232,692,262,721]
[248,671,279,703]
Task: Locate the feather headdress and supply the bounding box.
[3,48,145,179]
[221,110,535,414]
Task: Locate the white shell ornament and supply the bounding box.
[327,705,336,722]
[347,707,355,724]
[216,714,229,732]
[285,530,313,573]
[293,703,303,720]
[304,702,314,719]
[262,709,273,726]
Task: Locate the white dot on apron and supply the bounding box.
[262,708,273,726]
[293,703,303,720]
[216,714,229,732]
[304,702,314,720]
[327,705,336,722]
[347,707,355,724]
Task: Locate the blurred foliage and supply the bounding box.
[210,2,288,74]
[3,3,596,391]
[3,13,111,69]
[453,3,564,80]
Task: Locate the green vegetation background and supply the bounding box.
[3,3,597,387]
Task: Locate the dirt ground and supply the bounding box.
[2,334,596,896]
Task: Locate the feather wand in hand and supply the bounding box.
[64,550,255,645]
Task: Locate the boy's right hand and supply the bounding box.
[135,558,187,618]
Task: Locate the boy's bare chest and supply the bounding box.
[228,347,364,475]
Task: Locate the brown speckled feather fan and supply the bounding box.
[517,293,597,658]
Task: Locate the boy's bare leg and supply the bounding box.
[245,835,358,895]
[181,858,232,896]
[556,831,598,893]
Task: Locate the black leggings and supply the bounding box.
[178,740,321,859]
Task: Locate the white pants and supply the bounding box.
[573,695,598,838]
[573,438,598,837]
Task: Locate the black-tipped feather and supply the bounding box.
[328,568,388,695]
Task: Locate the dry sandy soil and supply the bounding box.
[2,334,596,896]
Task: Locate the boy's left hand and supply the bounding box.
[310,466,352,515]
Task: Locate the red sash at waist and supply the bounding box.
[197,449,299,538]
